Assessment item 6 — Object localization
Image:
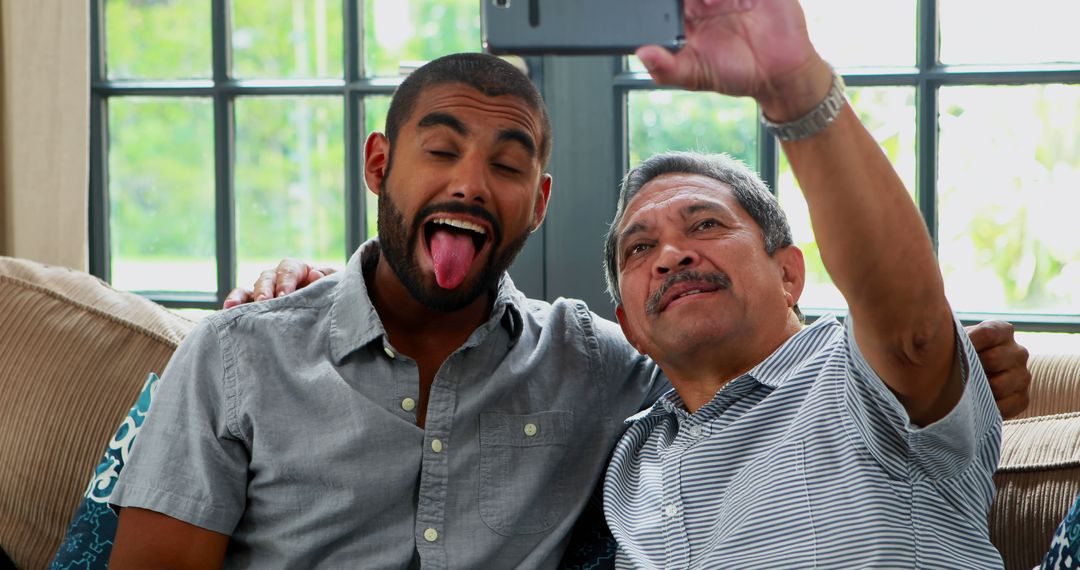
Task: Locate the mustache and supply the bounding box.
[412,201,503,246]
[645,270,732,315]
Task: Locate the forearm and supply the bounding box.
[762,62,958,422]
[780,99,948,328]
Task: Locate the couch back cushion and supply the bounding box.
[992,406,1080,569]
[0,257,195,569]
[1016,353,1080,419]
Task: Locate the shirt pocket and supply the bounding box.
[478,410,574,536]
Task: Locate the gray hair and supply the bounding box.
[603,151,799,319]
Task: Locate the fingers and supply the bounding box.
[299,266,339,287]
[992,390,1031,421]
[965,319,1016,353]
[966,320,1032,419]
[685,0,754,17]
[222,288,253,309]
[635,45,696,89]
[251,259,319,301]
[986,362,1032,399]
[253,269,278,302]
[274,260,303,298]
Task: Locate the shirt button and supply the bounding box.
[401,398,416,412]
[664,504,678,517]
[523,423,538,437]
[431,439,444,453]
[688,425,702,437]
[383,346,396,359]
[423,527,439,542]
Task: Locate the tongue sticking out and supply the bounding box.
[430,228,477,290]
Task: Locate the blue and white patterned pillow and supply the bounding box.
[1044,492,1080,569]
[49,372,159,570]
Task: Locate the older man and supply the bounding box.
[600,0,1004,566]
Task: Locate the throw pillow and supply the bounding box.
[1044,492,1080,569]
[49,373,159,570]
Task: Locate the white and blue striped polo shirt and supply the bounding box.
[604,315,1003,569]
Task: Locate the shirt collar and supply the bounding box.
[746,314,841,389]
[329,239,525,363]
[639,314,842,421]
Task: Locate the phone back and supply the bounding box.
[482,0,684,55]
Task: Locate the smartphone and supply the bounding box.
[482,0,685,56]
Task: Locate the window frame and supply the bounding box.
[89,0,381,309]
[88,0,1080,332]
[615,0,1080,332]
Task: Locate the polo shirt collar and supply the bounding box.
[330,239,525,363]
[646,314,842,420]
[746,314,839,389]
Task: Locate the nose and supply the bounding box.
[654,242,699,277]
[449,154,491,205]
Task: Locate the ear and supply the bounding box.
[775,245,805,308]
[364,132,390,196]
[615,305,645,355]
[530,174,553,232]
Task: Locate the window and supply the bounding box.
[91,0,1080,335]
[622,0,1080,333]
[90,0,480,308]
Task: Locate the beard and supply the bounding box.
[376,178,530,313]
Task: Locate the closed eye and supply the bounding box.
[429,150,458,159]
[493,162,522,174]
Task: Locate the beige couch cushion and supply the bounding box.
[992,408,1080,569]
[1017,353,1080,419]
[0,257,195,569]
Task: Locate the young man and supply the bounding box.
[112,2,1029,567]
[109,53,667,569]
[602,0,1006,565]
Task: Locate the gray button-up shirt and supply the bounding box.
[112,240,666,569]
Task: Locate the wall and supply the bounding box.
[0,0,89,270]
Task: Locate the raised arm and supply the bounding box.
[637,0,959,424]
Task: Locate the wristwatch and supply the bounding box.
[760,71,847,142]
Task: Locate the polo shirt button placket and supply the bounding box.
[423,527,439,542]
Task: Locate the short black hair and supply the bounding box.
[385,53,552,167]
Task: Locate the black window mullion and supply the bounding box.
[88,0,110,282]
[916,0,940,250]
[344,0,365,256]
[757,118,779,197]
[213,0,236,301]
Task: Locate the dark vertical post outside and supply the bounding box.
[757,116,779,198]
[916,0,939,251]
[344,0,366,257]
[88,0,110,281]
[212,0,237,302]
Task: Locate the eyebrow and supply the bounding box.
[417,112,537,158]
[618,220,652,248]
[683,201,725,217]
[617,200,727,246]
[496,128,537,158]
[417,112,468,135]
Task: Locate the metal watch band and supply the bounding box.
[760,71,847,142]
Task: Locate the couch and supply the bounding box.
[0,256,1077,569]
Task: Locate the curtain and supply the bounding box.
[0,0,89,270]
